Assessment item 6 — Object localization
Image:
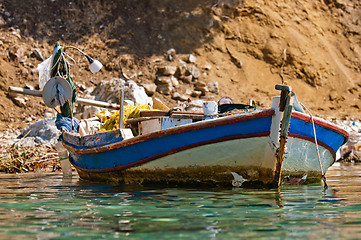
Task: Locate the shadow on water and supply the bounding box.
[0,0,235,56]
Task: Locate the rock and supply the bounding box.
[142,83,157,95]
[25,84,34,90]
[13,97,26,107]
[194,85,208,94]
[21,69,29,77]
[11,29,21,39]
[18,118,61,146]
[158,66,177,76]
[175,65,187,78]
[166,48,176,61]
[156,84,173,95]
[186,65,200,79]
[77,83,87,92]
[194,81,207,87]
[156,76,173,86]
[8,46,24,61]
[179,94,189,101]
[182,75,193,84]
[202,64,212,70]
[170,76,179,88]
[25,117,33,122]
[76,106,101,119]
[15,47,24,59]
[172,92,181,100]
[191,90,202,97]
[31,48,44,61]
[91,78,153,106]
[208,81,219,94]
[185,88,193,95]
[188,54,197,63]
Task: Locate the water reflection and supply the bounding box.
[0,163,360,239]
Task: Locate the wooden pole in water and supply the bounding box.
[8,86,121,110]
[273,84,293,188]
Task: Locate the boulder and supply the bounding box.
[13,96,26,107]
[170,76,179,88]
[142,83,157,96]
[194,81,207,87]
[31,48,44,61]
[156,76,172,85]
[157,84,173,95]
[188,54,197,63]
[191,90,202,97]
[182,74,193,84]
[166,48,176,61]
[194,85,208,95]
[91,78,153,106]
[208,81,219,94]
[175,64,187,78]
[186,65,200,79]
[158,66,177,76]
[172,92,181,100]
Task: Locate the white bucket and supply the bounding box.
[203,101,218,119]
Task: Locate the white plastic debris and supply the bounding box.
[231,172,247,187]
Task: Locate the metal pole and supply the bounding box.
[119,87,124,129]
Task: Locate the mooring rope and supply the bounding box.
[300,103,328,189]
[280,49,287,85]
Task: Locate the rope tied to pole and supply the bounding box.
[300,102,328,189]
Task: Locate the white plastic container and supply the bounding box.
[55,142,72,176]
[203,101,218,119]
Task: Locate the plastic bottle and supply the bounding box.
[55,142,72,176]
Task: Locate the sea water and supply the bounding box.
[0,163,361,239]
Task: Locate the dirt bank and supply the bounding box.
[0,0,360,130]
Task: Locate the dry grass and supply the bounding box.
[0,144,60,173]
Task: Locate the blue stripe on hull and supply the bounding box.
[69,116,273,171]
[289,117,345,153]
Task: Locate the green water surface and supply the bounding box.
[0,163,361,239]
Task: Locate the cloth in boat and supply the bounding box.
[55,113,79,133]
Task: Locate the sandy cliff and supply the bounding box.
[0,0,360,130]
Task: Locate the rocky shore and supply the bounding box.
[0,0,360,172]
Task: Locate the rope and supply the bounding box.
[280,49,287,85]
[300,103,328,189]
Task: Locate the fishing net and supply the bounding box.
[96,105,155,131]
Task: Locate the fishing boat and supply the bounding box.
[59,85,348,187]
[8,43,349,188]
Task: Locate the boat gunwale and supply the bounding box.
[291,111,349,143]
[62,109,275,154]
